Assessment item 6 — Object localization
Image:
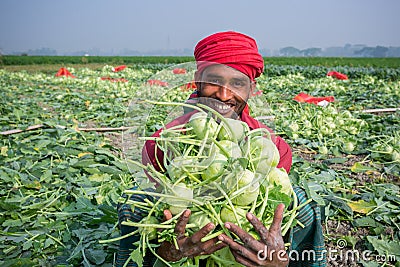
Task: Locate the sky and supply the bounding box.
[1,0,400,55]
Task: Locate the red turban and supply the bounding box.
[194,31,264,81]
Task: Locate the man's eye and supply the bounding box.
[232,81,245,87]
[208,79,221,85]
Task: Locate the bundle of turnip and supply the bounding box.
[120,101,304,267]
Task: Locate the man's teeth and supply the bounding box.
[215,103,231,110]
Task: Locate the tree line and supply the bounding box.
[272,44,400,57]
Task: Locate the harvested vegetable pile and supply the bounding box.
[120,102,300,266]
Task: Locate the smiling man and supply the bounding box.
[143,32,292,175]
[116,31,326,267]
[193,31,264,119]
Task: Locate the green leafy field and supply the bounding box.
[0,59,399,266]
[2,55,400,68]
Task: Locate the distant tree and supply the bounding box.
[372,46,389,57]
[354,46,389,57]
[354,47,372,57]
[387,46,400,57]
[280,46,300,56]
[301,48,322,57]
[28,47,57,56]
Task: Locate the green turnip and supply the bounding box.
[189,211,213,230]
[217,118,248,142]
[201,153,228,180]
[213,139,242,159]
[225,169,259,206]
[267,167,293,196]
[220,206,248,225]
[164,183,194,215]
[247,136,280,174]
[188,112,218,140]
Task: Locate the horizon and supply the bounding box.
[4,43,399,58]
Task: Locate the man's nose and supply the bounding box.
[215,85,232,101]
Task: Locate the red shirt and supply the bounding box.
[142,111,292,176]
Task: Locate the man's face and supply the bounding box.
[196,64,255,119]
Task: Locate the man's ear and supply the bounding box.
[249,80,257,96]
[194,71,202,90]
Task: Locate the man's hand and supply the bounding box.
[218,203,289,267]
[156,209,226,262]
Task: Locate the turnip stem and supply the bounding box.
[99,229,139,244]
[144,198,155,207]
[282,188,298,236]
[124,200,152,210]
[257,186,269,219]
[183,144,195,157]
[122,221,196,229]
[247,127,271,140]
[249,194,258,214]
[123,189,204,205]
[201,230,224,242]
[214,182,243,228]
[205,202,228,236]
[142,233,146,257]
[197,126,211,156]
[288,197,312,213]
[211,138,231,159]
[145,100,206,113]
[173,237,179,250]
[143,136,202,146]
[180,166,202,183]
[154,144,166,173]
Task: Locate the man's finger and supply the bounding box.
[157,210,174,233]
[223,222,265,253]
[269,203,285,233]
[163,209,172,221]
[174,209,191,238]
[190,222,215,244]
[201,237,227,254]
[218,234,259,265]
[246,213,270,242]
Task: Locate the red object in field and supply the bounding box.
[327,71,348,80]
[112,65,126,72]
[173,68,187,74]
[101,77,128,82]
[181,81,197,91]
[294,92,335,105]
[55,67,75,78]
[147,79,169,87]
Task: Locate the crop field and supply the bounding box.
[0,57,399,266]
